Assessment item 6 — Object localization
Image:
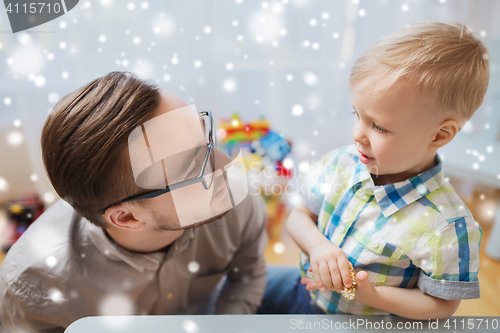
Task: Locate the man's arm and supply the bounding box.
[0,279,63,333]
[215,194,268,314]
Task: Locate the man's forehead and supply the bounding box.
[143,104,205,158]
[128,104,206,187]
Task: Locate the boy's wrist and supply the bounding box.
[305,232,332,254]
[355,285,381,308]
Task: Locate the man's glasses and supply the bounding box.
[98,110,216,215]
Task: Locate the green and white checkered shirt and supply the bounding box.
[298,144,482,315]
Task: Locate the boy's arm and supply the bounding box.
[302,271,460,319]
[286,203,325,256]
[286,204,353,292]
[355,272,460,319]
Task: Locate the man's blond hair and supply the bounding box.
[349,22,490,123]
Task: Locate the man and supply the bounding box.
[0,71,268,332]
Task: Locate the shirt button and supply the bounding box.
[371,240,379,248]
[338,226,345,233]
[166,293,174,299]
[359,192,366,199]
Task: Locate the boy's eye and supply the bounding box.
[373,124,386,134]
[351,110,387,134]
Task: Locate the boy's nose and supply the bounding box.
[352,123,369,145]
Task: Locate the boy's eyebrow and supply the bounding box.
[351,102,393,129]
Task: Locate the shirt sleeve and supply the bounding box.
[413,216,482,300]
[0,278,64,333]
[215,194,269,314]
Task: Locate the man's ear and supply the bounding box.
[104,205,145,231]
[430,119,458,149]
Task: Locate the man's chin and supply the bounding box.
[156,211,230,231]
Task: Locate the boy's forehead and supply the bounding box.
[351,77,430,127]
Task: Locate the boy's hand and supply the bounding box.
[307,240,353,292]
[301,271,378,304]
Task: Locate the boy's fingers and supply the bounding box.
[327,260,342,292]
[356,271,368,281]
[338,258,353,288]
[301,277,315,284]
[311,263,325,290]
[319,261,333,290]
[306,282,319,290]
[355,271,370,289]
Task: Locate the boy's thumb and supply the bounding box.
[356,271,369,286]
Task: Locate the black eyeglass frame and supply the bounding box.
[98,110,216,215]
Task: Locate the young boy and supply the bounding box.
[286,22,489,319]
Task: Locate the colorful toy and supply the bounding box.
[218,113,293,177]
[0,195,45,252]
[340,262,358,300]
[251,131,291,164]
[218,113,293,240]
[218,114,270,143]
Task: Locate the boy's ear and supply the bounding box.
[431,119,458,149]
[104,205,146,231]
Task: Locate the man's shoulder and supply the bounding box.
[0,199,78,286]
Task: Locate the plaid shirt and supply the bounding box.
[298,144,482,315]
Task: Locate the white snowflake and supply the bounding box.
[188,261,200,273]
[0,178,9,192]
[222,78,237,93]
[273,242,285,254]
[46,256,57,268]
[48,289,66,304]
[291,104,304,116]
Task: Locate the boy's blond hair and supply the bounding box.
[349,22,489,124]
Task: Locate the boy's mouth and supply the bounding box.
[359,152,374,164]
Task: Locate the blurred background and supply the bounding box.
[0,0,499,316]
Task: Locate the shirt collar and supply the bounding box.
[85,220,195,272]
[349,151,445,218]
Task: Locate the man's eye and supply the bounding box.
[350,110,360,119]
[187,160,203,178]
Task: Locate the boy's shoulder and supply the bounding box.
[425,181,473,222]
[313,144,360,175]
